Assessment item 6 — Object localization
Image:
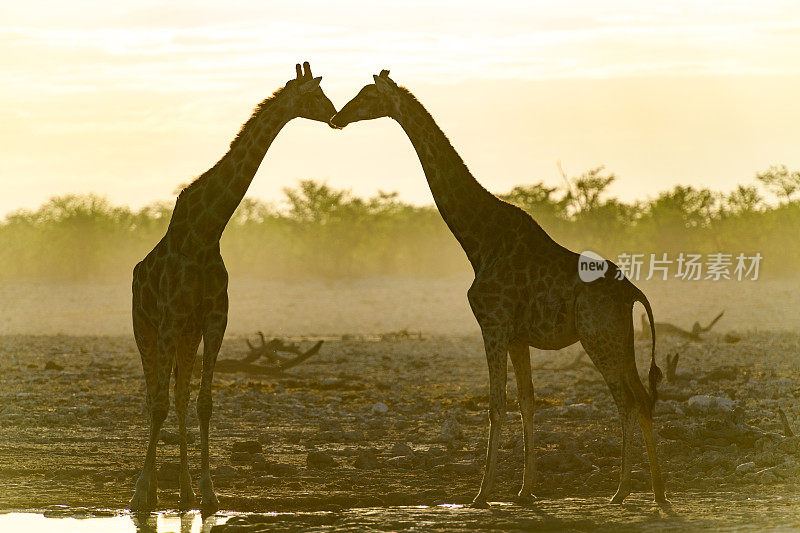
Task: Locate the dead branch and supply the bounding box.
[243,332,278,363]
[692,310,725,335]
[557,160,580,214]
[214,337,324,375]
[275,340,324,371]
[639,310,724,341]
[244,331,314,364]
[778,408,795,437]
[665,352,680,383]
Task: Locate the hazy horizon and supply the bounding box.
[3,1,800,217]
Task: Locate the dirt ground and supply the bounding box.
[1,278,800,530]
[0,276,798,337]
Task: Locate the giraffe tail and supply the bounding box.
[634,288,661,416]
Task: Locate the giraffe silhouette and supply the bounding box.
[331,71,668,509]
[129,63,336,515]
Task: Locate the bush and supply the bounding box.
[0,167,796,281]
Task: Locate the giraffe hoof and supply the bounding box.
[129,475,156,512]
[515,491,538,504]
[470,497,490,509]
[656,498,675,515]
[128,498,149,513]
[200,497,219,517]
[200,488,219,516]
[199,476,219,516]
[610,492,629,504]
[179,491,197,512]
[129,490,155,513]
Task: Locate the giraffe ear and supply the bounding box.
[373,74,393,94]
[299,76,322,94]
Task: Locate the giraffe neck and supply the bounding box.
[390,87,501,267]
[170,89,295,246]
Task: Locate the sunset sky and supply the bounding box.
[2,1,800,216]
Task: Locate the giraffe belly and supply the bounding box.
[133,247,225,333]
[516,294,578,350]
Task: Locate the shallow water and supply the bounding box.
[3,496,800,532]
[0,510,227,533]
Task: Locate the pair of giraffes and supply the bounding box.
[129,62,668,515]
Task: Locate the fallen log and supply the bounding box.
[639,310,724,341]
[243,332,318,364]
[665,352,680,383]
[213,337,324,375]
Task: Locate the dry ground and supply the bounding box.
[0,277,797,337]
[0,278,799,530]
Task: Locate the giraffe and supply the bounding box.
[330,70,669,509]
[128,62,336,515]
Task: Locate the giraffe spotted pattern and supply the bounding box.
[331,71,668,509]
[129,63,336,515]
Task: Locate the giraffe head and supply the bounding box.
[330,69,399,128]
[286,62,338,127]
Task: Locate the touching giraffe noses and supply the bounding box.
[329,115,346,129]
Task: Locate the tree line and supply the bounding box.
[0,165,797,281]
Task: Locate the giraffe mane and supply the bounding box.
[177,86,289,200]
[392,84,469,178]
[229,86,288,149]
[391,83,554,242]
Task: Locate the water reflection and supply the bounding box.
[0,510,226,533]
[133,511,226,533]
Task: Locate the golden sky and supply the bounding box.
[2,1,800,215]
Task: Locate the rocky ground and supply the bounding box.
[1,329,800,530]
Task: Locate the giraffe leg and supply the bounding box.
[581,336,639,505]
[471,328,509,508]
[637,405,669,507]
[175,332,201,511]
[129,308,159,513]
[130,319,179,512]
[197,313,227,516]
[577,293,668,506]
[129,407,166,512]
[621,316,669,507]
[610,400,636,503]
[509,342,536,503]
[611,365,670,508]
